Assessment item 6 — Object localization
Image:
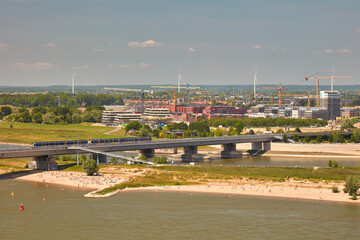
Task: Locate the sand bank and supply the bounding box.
[123,180,359,204]
[16,171,127,190]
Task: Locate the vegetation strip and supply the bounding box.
[95,165,360,195]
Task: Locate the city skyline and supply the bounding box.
[0,0,359,86]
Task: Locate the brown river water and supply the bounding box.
[1,179,360,240]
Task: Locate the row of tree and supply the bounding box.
[0,93,124,108]
[4,106,104,124]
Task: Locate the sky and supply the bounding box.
[0,0,359,86]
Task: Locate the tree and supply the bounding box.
[1,106,12,116]
[350,129,360,143]
[315,135,323,143]
[249,129,255,135]
[82,158,99,176]
[140,126,151,137]
[125,121,142,132]
[295,127,301,133]
[333,132,345,143]
[293,134,299,142]
[304,136,311,143]
[344,176,360,196]
[282,134,288,143]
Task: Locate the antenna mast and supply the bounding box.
[72,73,76,94]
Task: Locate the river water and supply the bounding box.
[1,179,360,240]
[196,156,360,168]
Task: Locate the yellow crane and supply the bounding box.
[304,73,352,108]
[262,84,288,109]
[283,91,311,108]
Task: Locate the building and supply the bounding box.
[114,111,142,124]
[319,91,341,120]
[143,108,173,124]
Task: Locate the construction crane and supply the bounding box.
[262,84,288,109]
[151,84,200,106]
[304,73,352,108]
[283,91,311,108]
[103,88,152,114]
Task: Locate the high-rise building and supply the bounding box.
[319,91,340,120]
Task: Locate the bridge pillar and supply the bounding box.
[90,154,107,164]
[263,141,271,151]
[140,149,155,159]
[173,148,178,154]
[221,143,245,158]
[28,155,58,170]
[251,142,263,151]
[181,146,198,161]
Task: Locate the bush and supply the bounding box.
[152,155,168,164]
[82,158,99,176]
[328,160,339,168]
[295,127,301,133]
[139,155,148,161]
[276,128,284,134]
[282,134,288,143]
[351,193,358,200]
[344,176,360,196]
[331,186,340,193]
[293,134,299,142]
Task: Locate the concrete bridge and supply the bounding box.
[0,135,275,169]
[0,132,351,170]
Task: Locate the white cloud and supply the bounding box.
[108,63,152,69]
[44,43,57,47]
[92,48,102,52]
[325,49,333,54]
[0,42,9,51]
[252,45,262,49]
[11,62,53,70]
[336,49,351,53]
[187,47,196,52]
[128,40,162,48]
[73,64,88,71]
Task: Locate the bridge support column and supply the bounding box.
[28,155,58,170]
[251,142,263,151]
[90,154,107,164]
[263,141,271,151]
[181,146,198,161]
[140,149,155,159]
[173,148,178,154]
[221,143,244,158]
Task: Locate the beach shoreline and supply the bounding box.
[13,170,360,204]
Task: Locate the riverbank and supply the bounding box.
[16,171,127,190]
[122,180,356,204]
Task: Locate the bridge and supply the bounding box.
[0,132,351,170]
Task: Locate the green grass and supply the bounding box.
[0,122,116,144]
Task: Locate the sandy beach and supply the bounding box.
[14,170,360,204]
[123,180,358,203]
[16,171,127,190]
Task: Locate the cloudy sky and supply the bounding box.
[0,0,359,86]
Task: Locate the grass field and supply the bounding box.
[0,122,117,144]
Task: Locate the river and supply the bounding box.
[1,179,360,240]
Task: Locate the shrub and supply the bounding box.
[328,160,339,168]
[293,134,299,142]
[351,193,358,200]
[152,155,168,164]
[295,127,301,133]
[139,155,148,161]
[82,158,99,176]
[282,134,288,143]
[331,186,340,193]
[344,176,360,196]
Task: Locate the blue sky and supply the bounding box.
[0,0,359,86]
